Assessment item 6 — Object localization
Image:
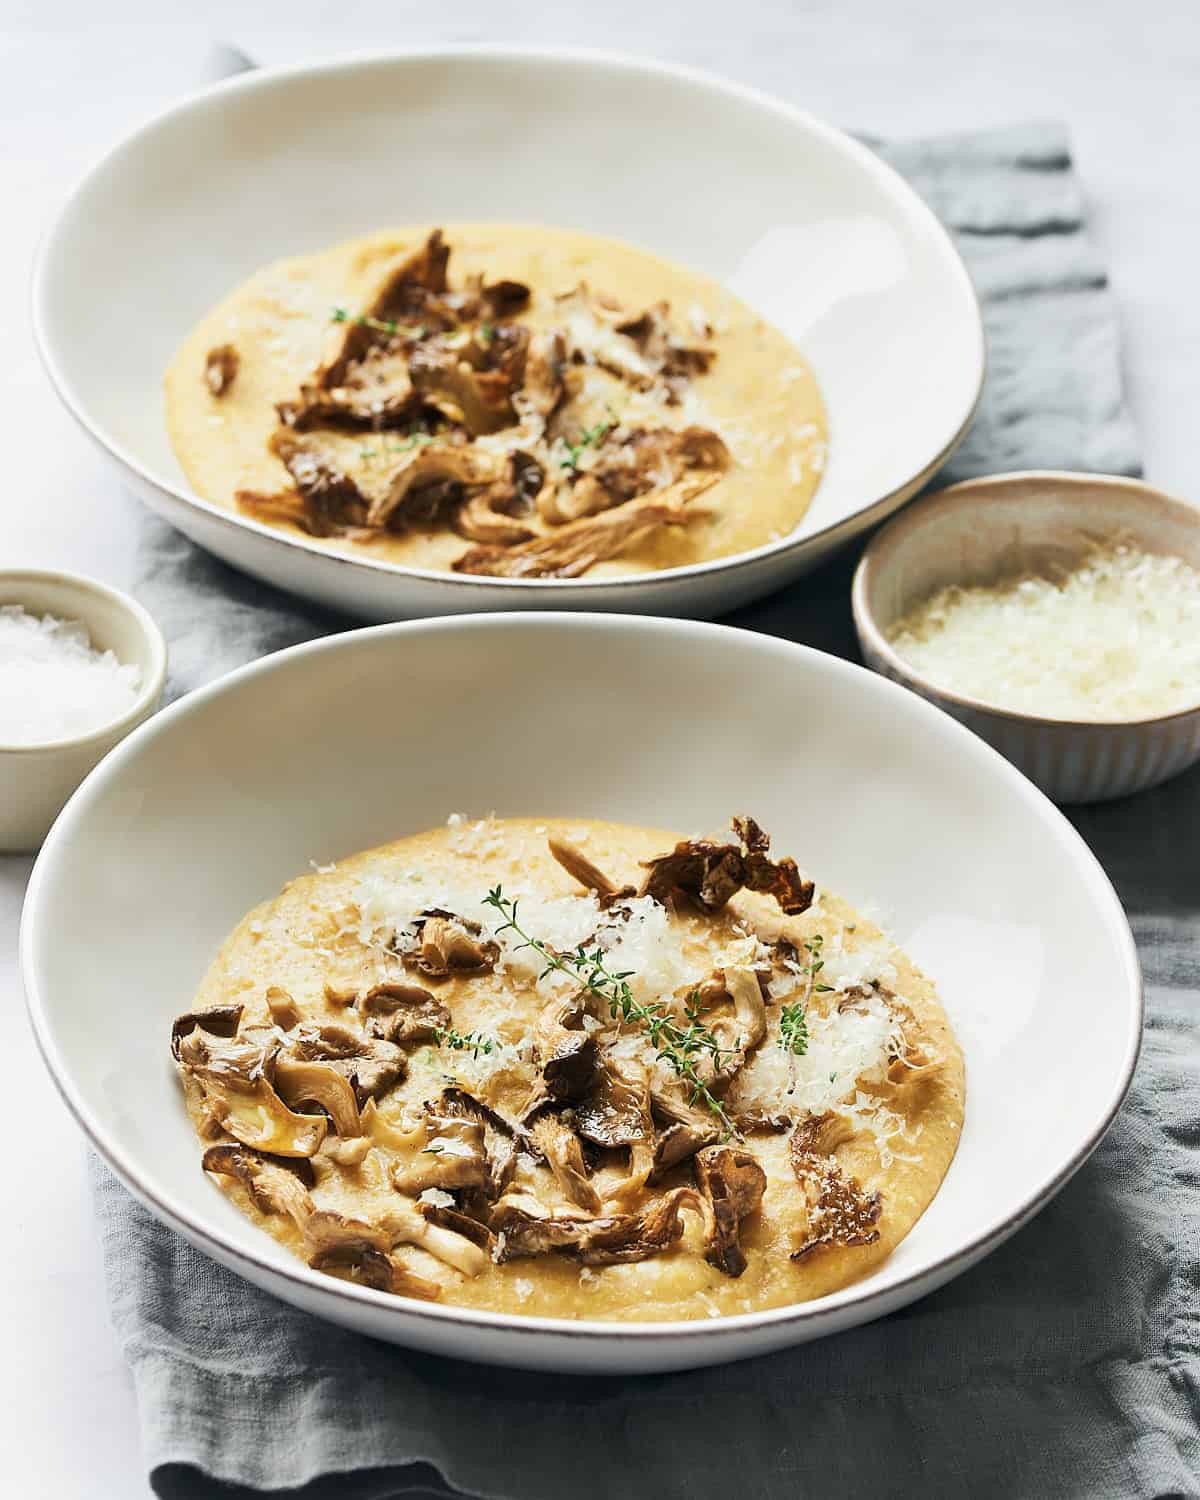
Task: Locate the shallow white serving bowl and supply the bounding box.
[22,615,1138,1373]
[852,471,1200,803]
[33,47,983,622]
[0,570,166,852]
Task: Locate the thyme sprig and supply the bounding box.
[779,1003,809,1057]
[482,885,735,1133]
[432,1025,498,1060]
[776,935,833,1057]
[559,407,619,471]
[331,307,427,340]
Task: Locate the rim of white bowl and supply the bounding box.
[31,44,985,598]
[20,614,1141,1346]
[0,568,167,755]
[852,470,1200,732]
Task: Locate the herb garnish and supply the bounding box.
[331,307,426,340]
[483,886,735,1133]
[432,1025,498,1060]
[776,937,832,1058]
[559,408,619,471]
[779,1003,809,1057]
[478,322,495,347]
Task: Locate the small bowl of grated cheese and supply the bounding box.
[852,471,1200,803]
[1,570,166,849]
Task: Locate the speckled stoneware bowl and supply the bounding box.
[852,471,1200,804]
[0,570,167,851]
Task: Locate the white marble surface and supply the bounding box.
[2,3,1197,1494]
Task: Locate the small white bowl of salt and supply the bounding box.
[0,570,166,850]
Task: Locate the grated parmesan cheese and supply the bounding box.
[887,542,1200,720]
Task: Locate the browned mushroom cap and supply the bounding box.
[789,1112,882,1261]
[366,445,509,530]
[357,982,451,1047]
[431,1086,522,1199]
[273,1055,362,1138]
[701,966,769,1092]
[574,1058,654,1150]
[409,346,515,436]
[390,1116,490,1195]
[517,330,566,424]
[265,986,302,1030]
[480,278,531,320]
[171,1003,244,1060]
[315,230,451,395]
[542,425,731,525]
[648,1119,719,1184]
[202,1143,315,1229]
[525,1107,601,1213]
[452,480,714,580]
[257,432,371,537]
[490,1186,695,1265]
[417,1199,496,1257]
[693,1144,767,1277]
[403,909,500,979]
[303,1210,443,1300]
[204,344,239,397]
[547,836,635,906]
[536,995,598,1101]
[453,481,537,546]
[638,815,814,916]
[194,1071,329,1158]
[283,1024,407,1107]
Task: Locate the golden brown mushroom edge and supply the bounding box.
[164,225,828,581]
[173,816,964,1320]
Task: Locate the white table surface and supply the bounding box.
[3,3,1198,1494]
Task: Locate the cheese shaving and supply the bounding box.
[888,542,1200,721]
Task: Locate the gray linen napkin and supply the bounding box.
[89,120,1190,1500]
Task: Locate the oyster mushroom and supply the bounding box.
[638,814,814,916]
[525,1107,601,1212]
[430,1086,522,1199]
[303,1210,442,1300]
[265,986,302,1030]
[452,480,714,580]
[409,346,515,435]
[536,994,598,1101]
[273,1055,362,1138]
[704,966,768,1090]
[201,1144,314,1230]
[490,1186,695,1265]
[789,1112,882,1260]
[693,1144,767,1277]
[192,1070,328,1158]
[648,1119,719,1184]
[367,446,509,530]
[171,1003,244,1060]
[204,344,239,397]
[357,982,451,1047]
[403,909,500,979]
[547,836,635,906]
[390,1116,490,1195]
[542,425,730,525]
[283,1024,407,1106]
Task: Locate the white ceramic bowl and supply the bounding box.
[33,47,983,622]
[22,615,1138,1373]
[852,471,1200,803]
[0,570,166,852]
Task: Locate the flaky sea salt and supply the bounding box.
[0,605,141,746]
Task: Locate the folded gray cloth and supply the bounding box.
[91,118,1185,1500]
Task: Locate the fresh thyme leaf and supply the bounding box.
[432,1025,498,1060]
[559,407,619,471]
[478,322,494,346]
[779,1001,809,1057]
[482,885,736,1134]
